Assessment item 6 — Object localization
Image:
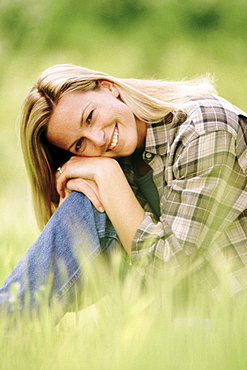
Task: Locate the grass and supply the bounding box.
[1,258,247,370]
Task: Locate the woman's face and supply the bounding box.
[47,81,146,158]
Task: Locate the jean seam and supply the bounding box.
[54,233,121,300]
[54,234,118,300]
[56,245,103,299]
[54,267,82,300]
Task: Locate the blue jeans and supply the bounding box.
[0,192,121,318]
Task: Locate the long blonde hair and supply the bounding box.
[20,63,216,229]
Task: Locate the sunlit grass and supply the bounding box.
[0,251,247,370]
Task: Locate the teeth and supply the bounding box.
[108,126,119,150]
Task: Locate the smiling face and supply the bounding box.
[47,81,146,158]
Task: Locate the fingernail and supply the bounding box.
[99,207,104,213]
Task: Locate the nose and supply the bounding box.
[86,128,106,153]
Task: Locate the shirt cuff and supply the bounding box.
[131,212,165,266]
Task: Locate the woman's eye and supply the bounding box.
[76,138,84,151]
[86,110,93,123]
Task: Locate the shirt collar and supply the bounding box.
[144,111,187,158]
[144,120,168,156]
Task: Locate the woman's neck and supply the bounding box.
[132,151,151,177]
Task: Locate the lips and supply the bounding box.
[108,125,119,150]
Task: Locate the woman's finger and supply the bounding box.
[66,178,104,212]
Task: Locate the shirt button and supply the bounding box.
[145,152,153,159]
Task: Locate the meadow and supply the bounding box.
[1,0,247,368]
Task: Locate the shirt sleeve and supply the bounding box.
[131,130,247,285]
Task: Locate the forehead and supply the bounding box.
[47,90,94,139]
[51,90,91,120]
[46,92,83,147]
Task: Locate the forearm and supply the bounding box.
[96,160,145,255]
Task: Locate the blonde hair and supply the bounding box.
[20,63,216,229]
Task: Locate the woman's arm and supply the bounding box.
[56,156,145,255]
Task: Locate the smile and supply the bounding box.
[108,125,119,150]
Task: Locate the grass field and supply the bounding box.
[1,257,247,370]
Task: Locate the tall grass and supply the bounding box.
[1,251,247,370]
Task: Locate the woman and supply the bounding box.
[1,64,247,318]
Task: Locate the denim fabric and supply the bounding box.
[0,192,120,315]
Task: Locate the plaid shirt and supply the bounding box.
[120,94,247,299]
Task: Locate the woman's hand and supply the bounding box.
[56,155,115,193]
[56,156,110,211]
[57,177,104,212]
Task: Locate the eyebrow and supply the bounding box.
[68,102,91,151]
[80,102,91,127]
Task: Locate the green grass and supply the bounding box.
[0,256,247,370]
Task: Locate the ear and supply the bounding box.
[98,80,119,98]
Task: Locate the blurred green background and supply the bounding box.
[1,0,247,269]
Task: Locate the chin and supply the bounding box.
[121,149,135,157]
[108,145,136,158]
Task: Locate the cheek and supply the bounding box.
[49,133,65,148]
[117,101,135,122]
[47,129,71,151]
[46,129,59,147]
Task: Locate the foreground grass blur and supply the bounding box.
[0,250,247,370]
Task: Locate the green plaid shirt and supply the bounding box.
[121,94,247,299]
